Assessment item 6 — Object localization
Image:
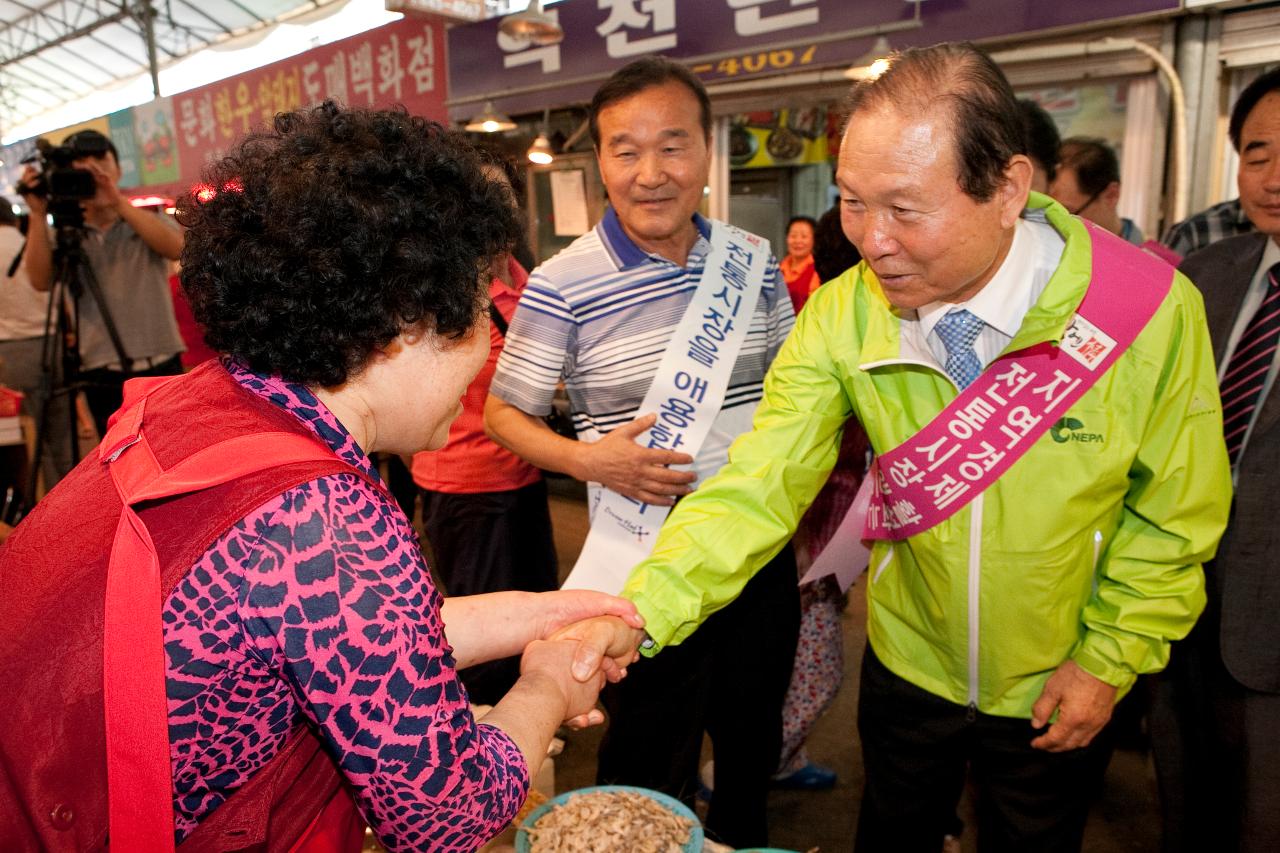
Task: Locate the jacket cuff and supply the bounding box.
[1072,647,1137,694]
[625,589,676,657]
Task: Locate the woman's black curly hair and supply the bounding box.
[177,101,521,387]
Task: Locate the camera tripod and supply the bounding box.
[25,220,132,510]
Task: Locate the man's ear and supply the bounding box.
[999,154,1034,229]
[1102,181,1122,207]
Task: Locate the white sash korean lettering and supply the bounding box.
[563,223,769,594]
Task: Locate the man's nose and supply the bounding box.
[636,152,665,186]
[861,216,899,258]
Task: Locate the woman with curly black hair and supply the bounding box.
[0,103,642,853]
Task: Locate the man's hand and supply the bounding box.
[533,591,644,684]
[550,615,646,683]
[81,159,125,211]
[16,166,47,218]
[520,639,608,728]
[580,413,696,505]
[1029,660,1117,752]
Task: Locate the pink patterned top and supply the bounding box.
[162,360,529,851]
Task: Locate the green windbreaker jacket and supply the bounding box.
[623,196,1232,718]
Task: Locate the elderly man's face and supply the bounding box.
[836,103,1028,310]
[1237,90,1280,240]
[595,81,710,258]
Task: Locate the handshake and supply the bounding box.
[517,591,650,730]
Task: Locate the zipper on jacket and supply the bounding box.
[967,493,984,710]
[872,545,894,583]
[1091,530,1103,595]
[862,356,980,706]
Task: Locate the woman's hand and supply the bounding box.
[520,639,608,728]
[441,590,643,671]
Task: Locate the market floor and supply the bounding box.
[542,479,1162,853]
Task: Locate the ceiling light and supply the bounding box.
[844,36,894,81]
[464,101,517,133]
[527,134,554,165]
[499,0,563,47]
[527,108,555,165]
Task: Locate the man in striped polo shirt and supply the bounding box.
[485,57,798,848]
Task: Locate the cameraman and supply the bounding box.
[0,197,72,490]
[19,129,185,436]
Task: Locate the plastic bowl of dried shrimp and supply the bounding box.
[515,784,704,853]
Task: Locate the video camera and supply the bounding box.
[18,133,108,228]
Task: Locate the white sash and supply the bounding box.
[563,222,770,594]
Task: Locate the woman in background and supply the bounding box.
[780,214,818,313]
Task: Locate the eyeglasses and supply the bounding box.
[1068,188,1104,216]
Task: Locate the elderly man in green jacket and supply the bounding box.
[563,42,1231,853]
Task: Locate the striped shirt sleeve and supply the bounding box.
[763,257,797,368]
[490,272,576,417]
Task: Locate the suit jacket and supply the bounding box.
[1181,232,1280,693]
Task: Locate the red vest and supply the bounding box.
[0,362,367,852]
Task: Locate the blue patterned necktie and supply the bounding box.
[935,308,985,389]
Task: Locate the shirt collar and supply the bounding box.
[917,218,1035,340]
[225,358,379,480]
[1253,236,1280,289]
[598,205,712,269]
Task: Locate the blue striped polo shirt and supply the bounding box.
[490,207,794,485]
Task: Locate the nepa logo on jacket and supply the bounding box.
[1050,417,1105,444]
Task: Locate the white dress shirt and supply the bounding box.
[913,216,1066,373]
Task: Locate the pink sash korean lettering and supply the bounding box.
[803,223,1174,589]
[866,223,1174,540]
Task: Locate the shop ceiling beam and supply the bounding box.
[0,66,62,130]
[117,9,183,62]
[170,0,237,41]
[121,11,211,59]
[2,63,74,101]
[2,0,106,45]
[150,7,223,53]
[0,0,131,68]
[0,0,212,72]
[0,78,44,125]
[135,0,160,96]
[24,48,107,89]
[83,26,157,70]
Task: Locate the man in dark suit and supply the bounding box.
[1153,66,1280,853]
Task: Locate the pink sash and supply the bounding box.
[862,222,1174,541]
